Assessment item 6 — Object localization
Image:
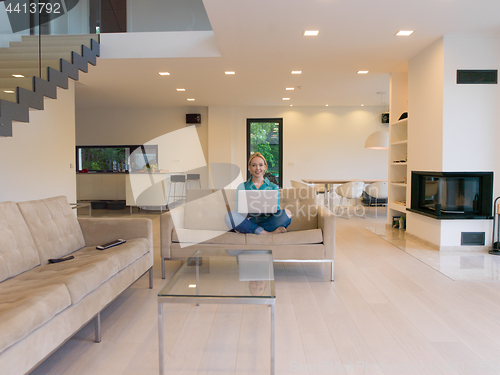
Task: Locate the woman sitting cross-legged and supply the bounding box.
[224,152,292,235]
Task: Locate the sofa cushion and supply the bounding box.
[246,228,323,246]
[0,238,149,304]
[184,189,236,231]
[0,283,71,353]
[281,188,318,231]
[172,228,246,245]
[17,196,86,264]
[0,202,40,282]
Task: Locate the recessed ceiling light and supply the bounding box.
[326,104,329,107]
[12,74,24,78]
[282,98,290,101]
[396,30,414,36]
[4,90,14,93]
[290,105,293,107]
[303,30,319,36]
[188,284,196,288]
[176,88,185,91]
[361,104,364,106]
[357,71,369,74]
[225,71,235,75]
[159,72,170,76]
[285,87,294,91]
[291,71,302,75]
[187,98,195,101]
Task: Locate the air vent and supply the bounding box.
[457,70,498,84]
[461,232,485,246]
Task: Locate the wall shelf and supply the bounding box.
[389,202,407,213]
[388,118,408,222]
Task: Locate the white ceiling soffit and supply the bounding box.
[76,0,500,109]
[99,31,221,59]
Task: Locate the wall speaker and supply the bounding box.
[186,114,201,124]
[457,70,498,84]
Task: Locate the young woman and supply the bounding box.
[224,152,292,234]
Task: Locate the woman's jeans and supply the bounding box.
[224,209,291,234]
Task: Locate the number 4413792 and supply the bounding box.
[5,2,62,14]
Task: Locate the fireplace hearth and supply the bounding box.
[408,171,493,220]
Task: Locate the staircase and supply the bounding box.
[0,35,100,137]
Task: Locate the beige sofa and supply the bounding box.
[160,188,335,281]
[0,196,153,375]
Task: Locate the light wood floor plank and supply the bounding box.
[27,212,500,375]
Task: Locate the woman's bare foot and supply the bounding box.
[260,227,287,235]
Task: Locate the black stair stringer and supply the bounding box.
[0,38,100,137]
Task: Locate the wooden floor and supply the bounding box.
[30,211,500,375]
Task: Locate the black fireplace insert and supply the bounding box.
[409,171,493,220]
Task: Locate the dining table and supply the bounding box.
[301,178,388,207]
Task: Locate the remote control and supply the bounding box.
[48,255,74,263]
[96,239,126,250]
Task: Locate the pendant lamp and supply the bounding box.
[364,131,389,149]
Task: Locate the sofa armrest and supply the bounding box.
[78,218,153,254]
[160,206,185,259]
[318,205,335,261]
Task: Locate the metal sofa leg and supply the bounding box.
[149,267,153,289]
[330,261,334,282]
[94,313,101,343]
[162,258,165,279]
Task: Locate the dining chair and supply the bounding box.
[364,181,388,218]
[335,181,365,218]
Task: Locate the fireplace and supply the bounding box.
[409,171,493,219]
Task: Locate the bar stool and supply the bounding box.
[167,175,186,207]
[186,174,201,189]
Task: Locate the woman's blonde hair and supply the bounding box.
[248,152,268,167]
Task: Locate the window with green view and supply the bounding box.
[246,118,283,187]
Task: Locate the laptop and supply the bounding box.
[237,190,279,214]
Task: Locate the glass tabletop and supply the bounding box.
[159,249,275,299]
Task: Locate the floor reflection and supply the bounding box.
[366,226,500,281]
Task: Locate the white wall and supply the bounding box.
[406,38,445,247]
[442,35,500,178]
[208,106,389,188]
[406,35,500,249]
[0,81,77,203]
[75,106,209,186]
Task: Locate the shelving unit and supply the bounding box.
[388,118,408,225]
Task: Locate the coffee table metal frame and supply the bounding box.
[158,250,275,375]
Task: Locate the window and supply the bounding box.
[76,145,158,172]
[246,118,283,187]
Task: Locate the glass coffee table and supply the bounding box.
[158,249,276,375]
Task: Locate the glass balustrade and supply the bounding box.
[0,0,212,103]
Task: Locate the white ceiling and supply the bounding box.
[75,0,500,109]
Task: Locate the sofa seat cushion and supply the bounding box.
[17,196,86,265]
[0,238,149,304]
[0,283,71,353]
[0,202,40,282]
[245,228,323,246]
[172,229,246,245]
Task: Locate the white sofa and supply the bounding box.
[0,196,153,375]
[161,188,335,281]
